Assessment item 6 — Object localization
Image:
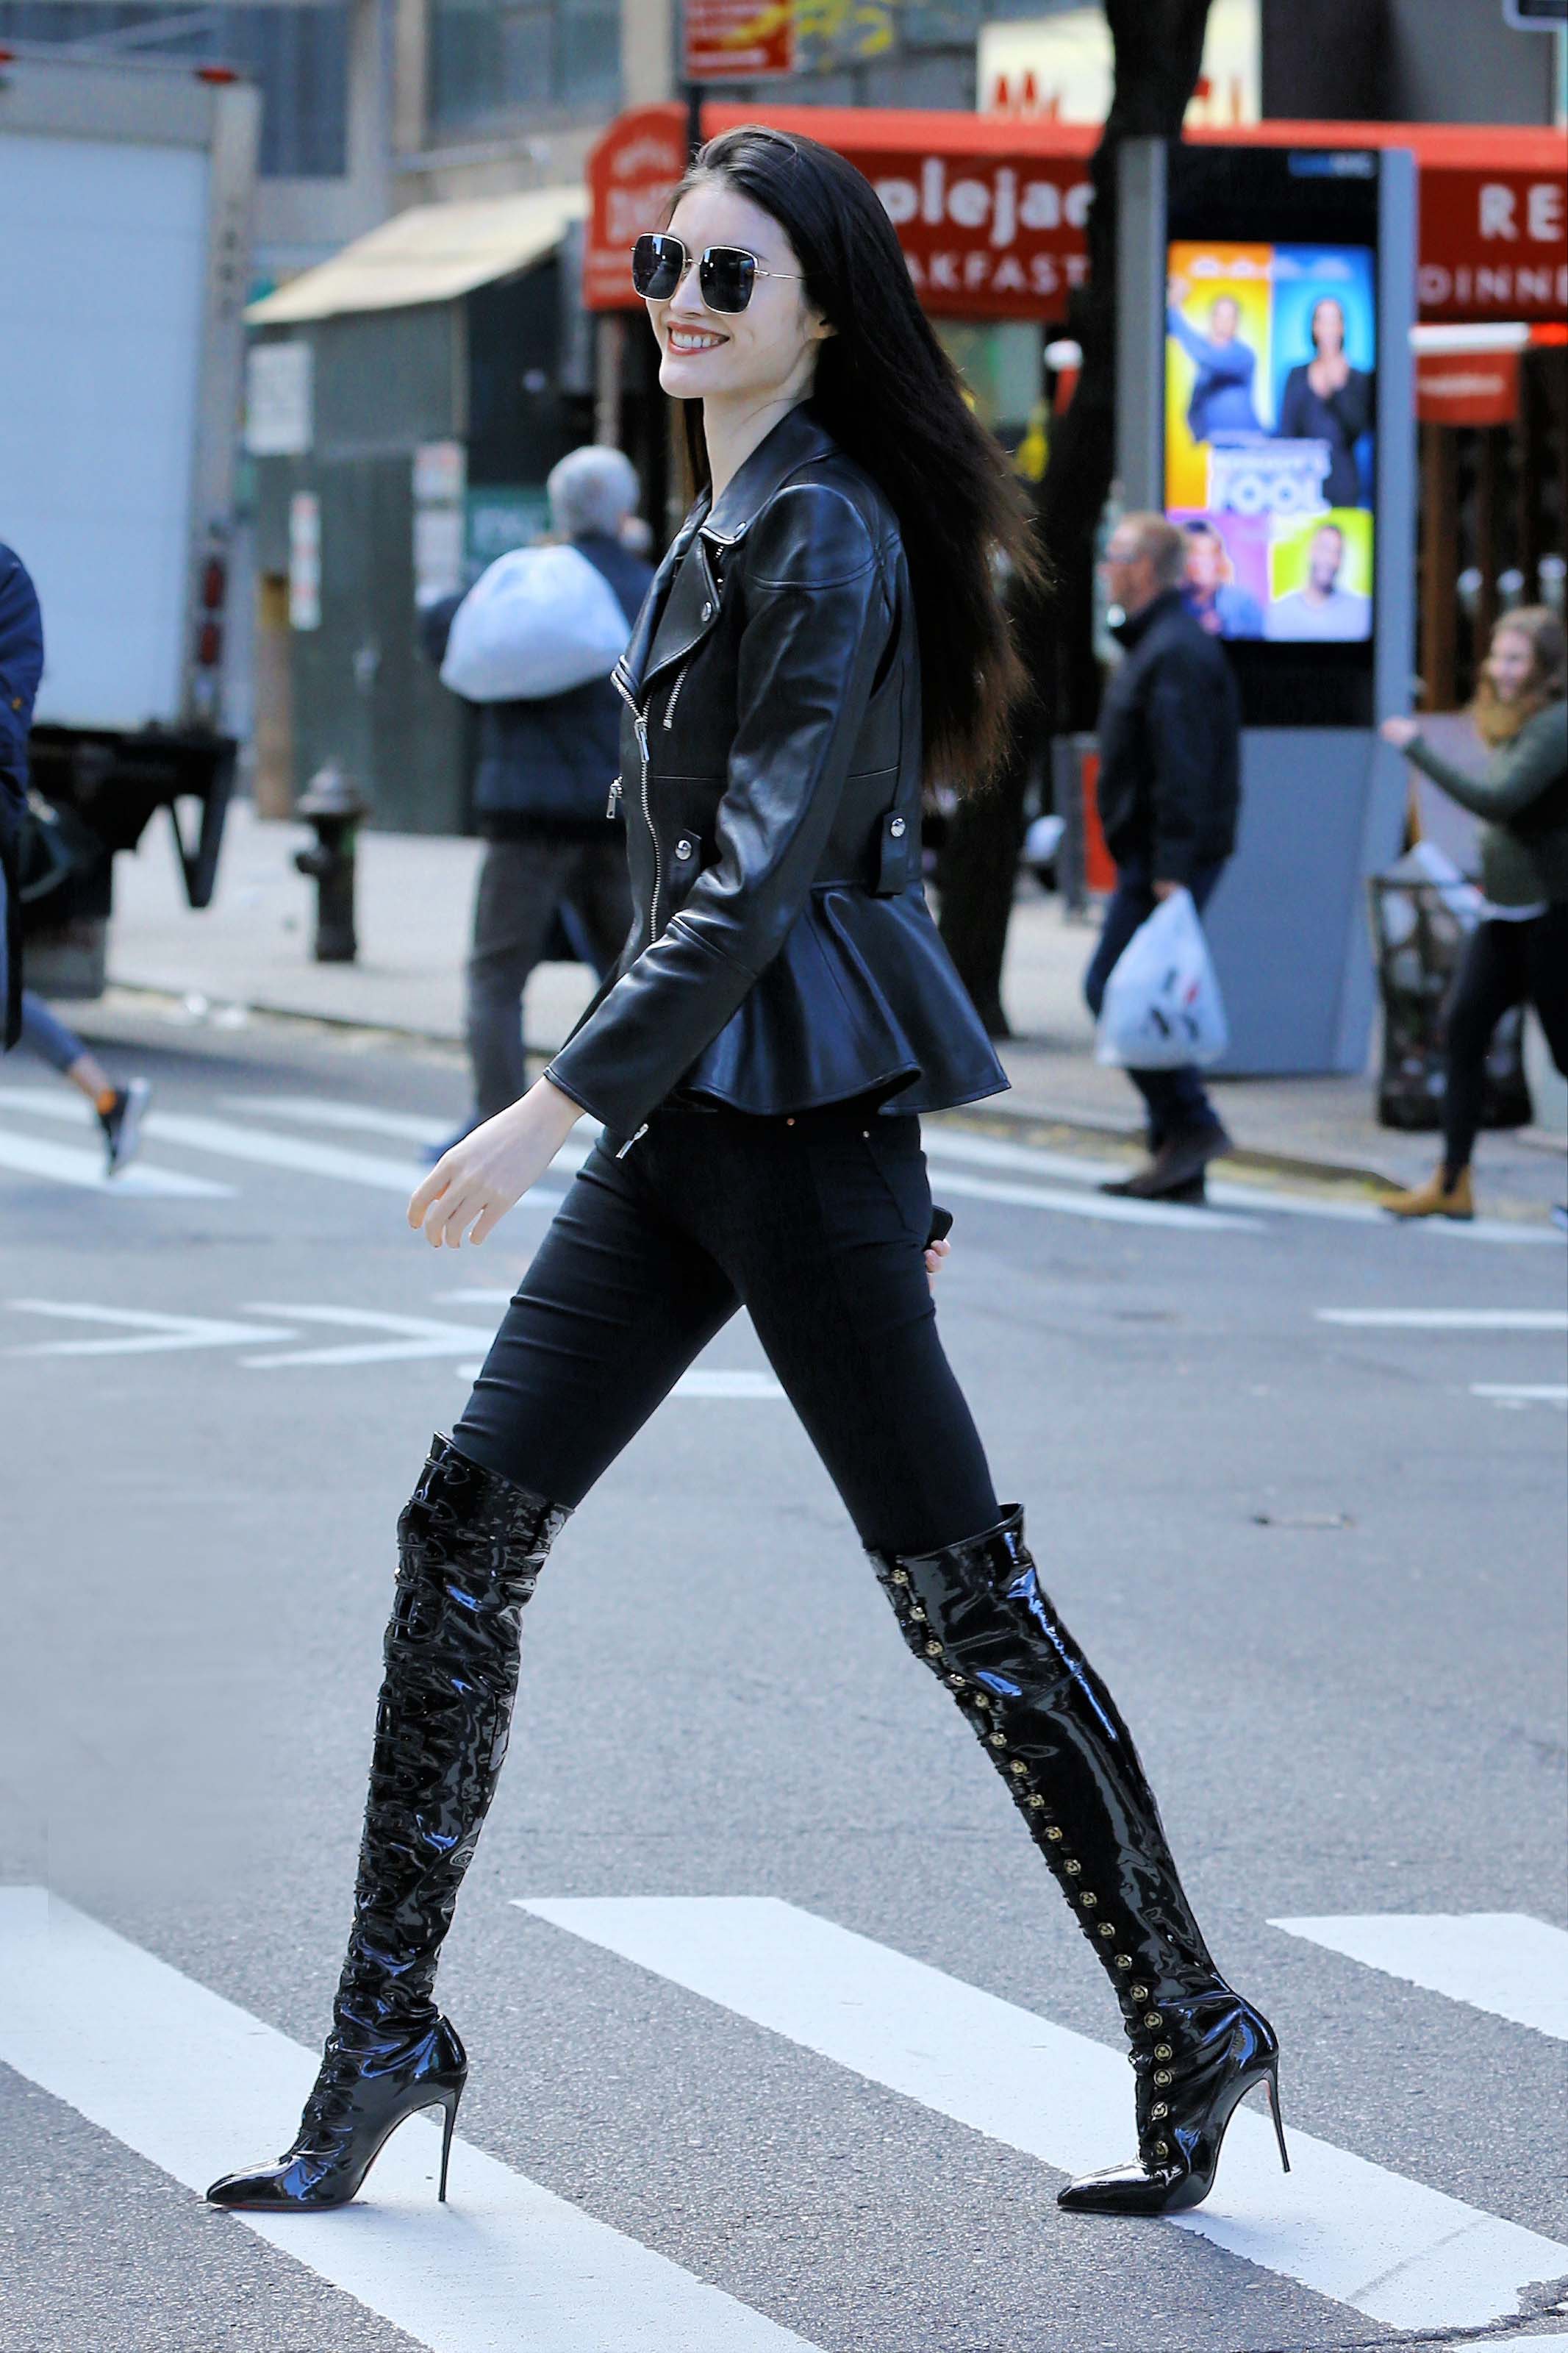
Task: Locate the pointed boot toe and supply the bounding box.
[1056,2158,1190,2216]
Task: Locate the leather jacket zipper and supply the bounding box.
[634,708,662,934]
[606,774,622,819]
[662,660,691,731]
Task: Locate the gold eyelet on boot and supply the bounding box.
[1144,2012,1163,2029]
[1062,1858,1081,1875]
[891,1568,909,1584]
[1045,1827,1064,1843]
[1150,2102,1170,2118]
[1009,1760,1028,1777]
[1028,1795,1047,1810]
[1130,1982,1148,1999]
[1154,2043,1173,2060]
[1098,1924,1117,1939]
[924,1640,942,1657]
[1114,1954,1133,1968]
[1153,2069,1173,2086]
[989,1731,1007,1748]
[1153,2139,1170,2158]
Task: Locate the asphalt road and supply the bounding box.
[2,1004,1565,2353]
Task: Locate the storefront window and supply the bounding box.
[429,0,620,133]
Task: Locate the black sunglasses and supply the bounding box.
[631,232,804,315]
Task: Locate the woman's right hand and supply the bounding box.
[407,1076,582,1249]
[1381,715,1421,750]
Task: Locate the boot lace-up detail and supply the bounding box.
[206,1437,570,2215]
[868,1510,1286,2218]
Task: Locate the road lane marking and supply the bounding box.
[240,1304,492,1368]
[225,1096,598,1171]
[671,1370,784,1398]
[1270,1915,1568,2041]
[923,1129,1562,1241]
[932,1167,1262,1232]
[0,1122,232,1198]
[1471,1382,1568,1405]
[1316,1310,1568,1330]
[0,1888,820,2353]
[0,1090,424,1191]
[5,1302,296,1357]
[515,1896,1568,2334]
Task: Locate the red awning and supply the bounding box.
[584,103,1567,327]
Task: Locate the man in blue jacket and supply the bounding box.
[1,540,45,1049]
[1085,513,1242,1201]
[0,540,150,1168]
[423,448,650,1147]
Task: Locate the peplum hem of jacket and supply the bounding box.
[670,883,1007,1118]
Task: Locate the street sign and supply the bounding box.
[1501,0,1565,25]
[683,0,795,82]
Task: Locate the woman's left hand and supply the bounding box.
[925,1235,951,1295]
[1380,715,1421,749]
[408,1076,582,1248]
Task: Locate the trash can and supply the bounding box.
[1368,846,1533,1133]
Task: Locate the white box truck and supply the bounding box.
[0,45,259,989]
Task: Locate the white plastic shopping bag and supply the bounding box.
[1095,887,1229,1069]
[440,543,629,702]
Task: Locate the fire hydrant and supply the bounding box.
[293,763,368,963]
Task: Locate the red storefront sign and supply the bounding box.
[684,0,795,82]
[584,106,1567,326]
[1415,349,1522,424]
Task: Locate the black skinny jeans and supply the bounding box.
[1443,905,1568,1174]
[453,1094,1000,1557]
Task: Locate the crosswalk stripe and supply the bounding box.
[515,1896,1567,2334]
[0,1122,232,1198]
[1316,1309,1568,1329]
[932,1165,1262,1232]
[1270,1915,1568,2041]
[6,1302,296,1357]
[1473,1382,1568,1404]
[0,1089,423,1191]
[0,1888,819,2353]
[223,1095,598,1170]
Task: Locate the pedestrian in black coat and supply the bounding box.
[0,540,45,1048]
[1085,513,1242,1200]
[423,447,652,1146]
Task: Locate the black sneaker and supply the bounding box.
[99,1079,151,1175]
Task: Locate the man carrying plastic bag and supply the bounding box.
[1084,514,1242,1201]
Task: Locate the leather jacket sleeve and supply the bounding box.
[545,485,889,1134]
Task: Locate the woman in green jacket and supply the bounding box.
[1380,605,1567,1218]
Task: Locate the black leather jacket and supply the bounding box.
[545,407,1007,1136]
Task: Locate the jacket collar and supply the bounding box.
[698,401,837,547]
[617,404,839,706]
[1111,587,1184,651]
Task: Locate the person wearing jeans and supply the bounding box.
[1,541,148,1173]
[1087,515,1242,1200]
[1380,607,1567,1221]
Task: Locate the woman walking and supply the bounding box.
[208,127,1284,2225]
[1381,607,1568,1219]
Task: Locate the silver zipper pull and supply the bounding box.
[614,1121,649,1160]
[606,775,623,819]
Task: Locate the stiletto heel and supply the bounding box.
[1264,2063,1290,2173]
[436,2088,460,2203]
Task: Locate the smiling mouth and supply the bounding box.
[666,326,728,354]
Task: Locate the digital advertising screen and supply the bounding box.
[1164,239,1376,647]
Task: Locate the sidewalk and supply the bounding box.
[91,798,1566,1207]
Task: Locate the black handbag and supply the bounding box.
[15,786,100,906]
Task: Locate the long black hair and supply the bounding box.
[666,124,1045,789]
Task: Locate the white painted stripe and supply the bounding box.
[1271,1915,1568,2041]
[225,1095,598,1171]
[0,1888,817,2353]
[240,1304,491,1369]
[0,1124,232,1198]
[672,1369,784,1398]
[1317,1309,1568,1330]
[0,1090,423,1191]
[5,1302,296,1357]
[1472,1383,1568,1404]
[516,1896,1568,2334]
[933,1167,1261,1233]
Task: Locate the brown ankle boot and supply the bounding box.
[1381,1165,1475,1220]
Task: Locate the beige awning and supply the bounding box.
[247,184,589,324]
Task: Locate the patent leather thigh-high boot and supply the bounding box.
[207,1435,571,2212]
[868,1507,1286,2216]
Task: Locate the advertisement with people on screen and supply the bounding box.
[1165,239,1376,644]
